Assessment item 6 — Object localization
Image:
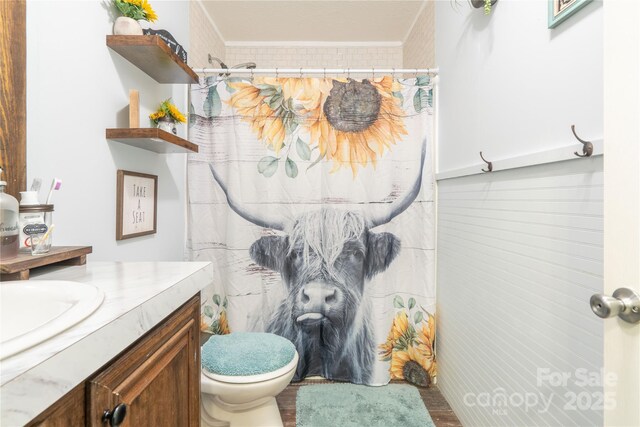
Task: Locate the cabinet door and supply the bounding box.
[88,294,200,427]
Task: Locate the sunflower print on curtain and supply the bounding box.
[188,75,435,387]
[197,76,431,176]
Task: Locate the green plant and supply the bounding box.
[149,98,186,123]
[451,0,495,15]
[113,0,157,22]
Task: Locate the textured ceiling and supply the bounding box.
[200,1,426,42]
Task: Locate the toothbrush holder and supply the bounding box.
[19,204,53,253]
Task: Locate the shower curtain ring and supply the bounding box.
[300,67,303,78]
[347,68,351,79]
[323,68,327,79]
[276,68,279,78]
[372,67,375,80]
[392,68,396,78]
[414,68,418,78]
[250,68,254,81]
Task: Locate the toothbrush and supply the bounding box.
[45,178,62,204]
[40,224,55,241]
[30,178,42,193]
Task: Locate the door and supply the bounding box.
[88,295,201,427]
[603,1,640,426]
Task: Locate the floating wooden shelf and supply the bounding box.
[0,246,93,281]
[106,35,199,84]
[106,128,198,154]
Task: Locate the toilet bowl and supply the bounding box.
[200,332,298,427]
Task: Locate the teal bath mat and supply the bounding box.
[296,383,435,427]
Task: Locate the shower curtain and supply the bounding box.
[187,75,436,387]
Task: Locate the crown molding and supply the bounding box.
[196,0,429,49]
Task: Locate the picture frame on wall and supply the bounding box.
[548,0,592,28]
[116,170,158,240]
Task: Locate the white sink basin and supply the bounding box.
[0,281,104,360]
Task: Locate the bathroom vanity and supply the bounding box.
[0,262,213,426]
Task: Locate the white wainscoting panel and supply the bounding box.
[437,157,604,427]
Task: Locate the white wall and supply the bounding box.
[437,158,603,427]
[26,0,190,261]
[225,43,403,71]
[189,0,225,68]
[435,1,605,425]
[435,0,603,173]
[403,0,435,69]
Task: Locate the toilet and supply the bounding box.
[200,332,299,427]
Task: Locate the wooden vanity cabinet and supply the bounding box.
[88,293,200,426]
[27,294,201,427]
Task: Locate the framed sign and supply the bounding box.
[116,170,158,240]
[548,0,592,28]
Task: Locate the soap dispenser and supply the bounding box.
[0,167,20,259]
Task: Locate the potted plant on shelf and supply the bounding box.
[470,0,497,15]
[150,99,186,135]
[112,0,158,35]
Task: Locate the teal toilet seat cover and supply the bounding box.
[202,332,296,376]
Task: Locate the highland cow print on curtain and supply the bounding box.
[188,75,436,386]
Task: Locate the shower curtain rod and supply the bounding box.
[192,67,439,76]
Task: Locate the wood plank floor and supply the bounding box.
[276,379,462,427]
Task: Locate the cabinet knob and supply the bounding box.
[102,403,127,427]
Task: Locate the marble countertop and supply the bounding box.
[0,261,212,426]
